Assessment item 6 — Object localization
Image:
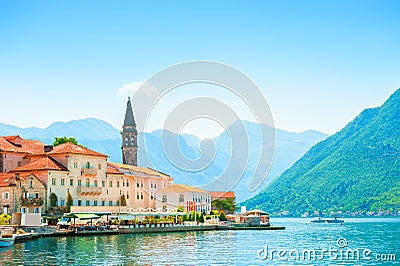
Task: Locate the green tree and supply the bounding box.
[53,137,79,146]
[49,192,58,207]
[120,194,127,206]
[66,191,73,212]
[212,198,237,214]
[219,210,227,221]
[177,206,184,212]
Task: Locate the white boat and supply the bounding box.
[0,235,15,247]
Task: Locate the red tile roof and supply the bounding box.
[209,191,236,199]
[48,142,108,157]
[0,172,41,187]
[12,156,67,172]
[106,165,124,175]
[0,136,44,154]
[0,173,15,187]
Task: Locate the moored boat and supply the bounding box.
[0,234,15,247]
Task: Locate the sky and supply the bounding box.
[1,1,399,139]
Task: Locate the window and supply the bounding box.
[131,137,135,146]
[126,193,129,199]
[52,178,56,186]
[162,195,167,203]
[107,189,109,195]
[94,200,98,206]
[70,179,73,186]
[102,181,105,187]
[179,194,184,203]
[137,193,139,200]
[35,193,39,198]
[30,180,33,188]
[60,199,65,206]
[34,207,39,213]
[116,200,120,206]
[141,182,143,188]
[18,161,21,167]
[154,182,156,189]
[94,180,98,187]
[78,200,82,206]
[141,192,143,200]
[162,205,167,212]
[125,137,128,146]
[98,164,101,170]
[86,200,90,206]
[3,192,9,200]
[61,179,65,186]
[21,207,26,214]
[119,190,121,195]
[86,179,90,187]
[109,181,112,187]
[101,200,105,206]
[150,194,154,200]
[126,181,129,187]
[117,181,120,188]
[73,162,78,168]
[137,182,139,187]
[150,182,153,189]
[108,201,113,206]
[78,179,82,186]
[86,161,90,169]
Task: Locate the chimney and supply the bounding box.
[44,145,53,153]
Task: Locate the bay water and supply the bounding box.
[1,218,399,265]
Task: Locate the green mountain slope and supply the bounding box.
[243,89,400,215]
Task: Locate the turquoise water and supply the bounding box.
[1,218,399,265]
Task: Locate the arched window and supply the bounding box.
[125,137,129,146]
[131,137,135,146]
[86,161,90,169]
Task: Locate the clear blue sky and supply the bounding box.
[1,1,399,138]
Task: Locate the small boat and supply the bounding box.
[326,217,344,224]
[0,234,15,247]
[311,217,344,224]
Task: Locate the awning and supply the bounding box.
[64,213,100,220]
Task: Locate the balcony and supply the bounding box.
[81,168,97,176]
[77,186,102,196]
[21,197,44,206]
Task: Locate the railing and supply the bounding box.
[81,168,97,175]
[21,197,44,206]
[77,186,102,195]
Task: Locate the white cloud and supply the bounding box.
[118,81,145,96]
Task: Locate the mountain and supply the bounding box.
[0,119,327,202]
[243,89,400,215]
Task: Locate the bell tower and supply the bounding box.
[122,97,138,166]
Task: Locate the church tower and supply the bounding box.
[122,97,138,166]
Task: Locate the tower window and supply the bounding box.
[125,137,129,146]
[131,137,135,146]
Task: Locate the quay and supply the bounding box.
[11,223,284,242]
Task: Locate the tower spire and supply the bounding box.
[122,97,138,166]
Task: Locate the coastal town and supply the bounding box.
[0,98,277,247]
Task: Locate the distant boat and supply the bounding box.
[311,217,344,224]
[0,234,15,247]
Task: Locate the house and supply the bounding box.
[209,191,236,201]
[155,184,211,213]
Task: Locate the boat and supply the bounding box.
[311,217,344,224]
[0,232,15,247]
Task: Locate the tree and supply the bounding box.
[53,137,79,146]
[66,191,73,212]
[120,194,127,206]
[49,192,58,207]
[219,210,227,221]
[212,198,237,214]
